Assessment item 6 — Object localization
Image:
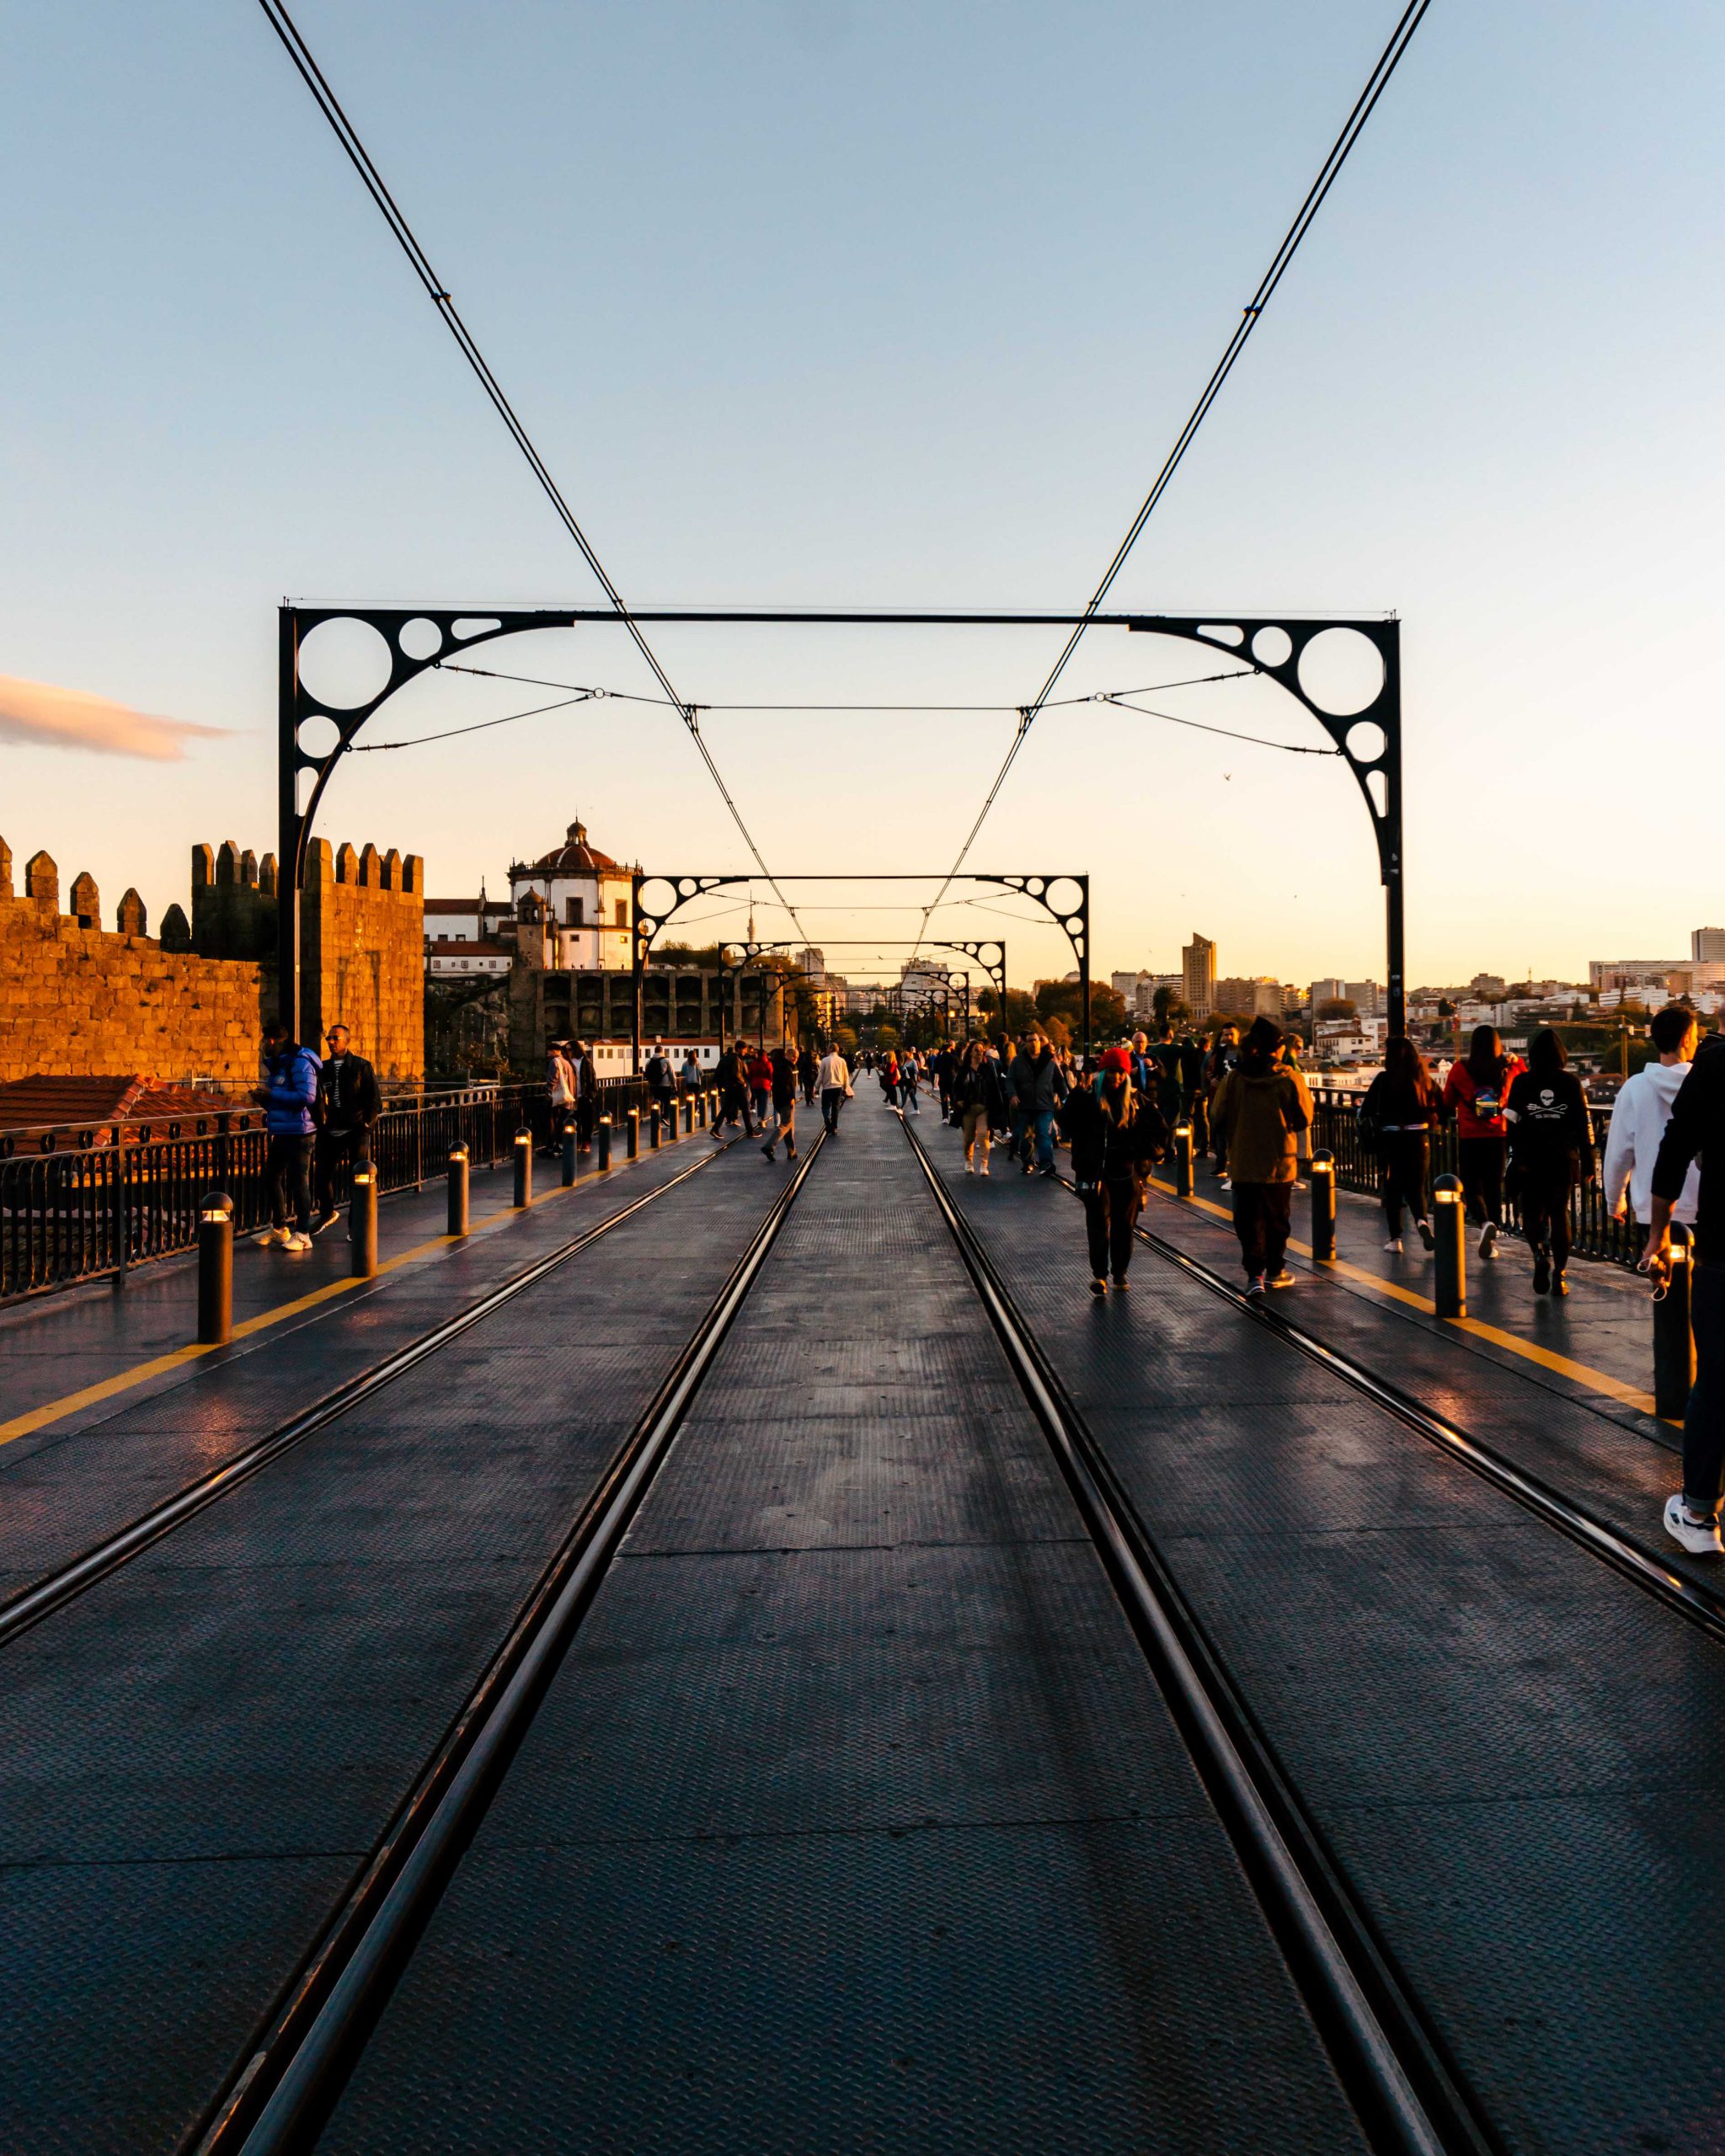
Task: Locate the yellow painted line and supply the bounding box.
[0,1152,672,1448]
[1146,1177,1660,1418]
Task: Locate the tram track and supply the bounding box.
[0,1136,740,1655]
[1110,1185,1725,1651]
[898,1110,1495,2156]
[190,1130,827,2156]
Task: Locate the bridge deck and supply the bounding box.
[0,1091,1715,2153]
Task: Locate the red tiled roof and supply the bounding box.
[515,819,623,877]
[0,1075,242,1136]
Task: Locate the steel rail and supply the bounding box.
[0,1138,734,1655]
[898,1111,1485,2156]
[209,1131,825,2156]
[1120,1198,1725,1649]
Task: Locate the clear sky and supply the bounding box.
[3,0,1722,998]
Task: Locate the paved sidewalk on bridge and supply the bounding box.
[0,1117,718,1443]
[1152,1156,1671,1438]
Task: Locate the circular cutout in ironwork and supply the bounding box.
[638,878,679,918]
[676,878,697,897]
[398,617,442,661]
[1025,878,1045,897]
[1344,719,1387,764]
[1065,915,1083,936]
[296,715,341,760]
[1044,876,1083,915]
[1252,625,1293,668]
[720,942,747,969]
[296,616,394,710]
[1297,627,1385,717]
[975,942,1001,968]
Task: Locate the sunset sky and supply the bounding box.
[4,0,1722,995]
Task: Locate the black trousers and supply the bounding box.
[1231,1181,1293,1279]
[802,1077,816,1105]
[1457,1134,1506,1227]
[1379,1133,1430,1235]
[1518,1157,1577,1271]
[719,1088,756,1134]
[821,1087,846,1134]
[313,1124,370,1215]
[1685,1262,1725,1509]
[1082,1177,1142,1282]
[575,1095,596,1148]
[266,1134,314,1233]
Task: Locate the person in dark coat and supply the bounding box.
[713,1042,755,1138]
[312,1022,381,1234]
[762,1046,798,1161]
[1505,1027,1594,1296]
[1060,1045,1167,1294]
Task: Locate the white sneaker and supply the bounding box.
[1479,1222,1498,1261]
[964,1161,975,1174]
[1664,1495,1725,1556]
[1215,1172,1231,1188]
[979,1162,990,1177]
[254,1226,286,1247]
[1267,1270,1296,1289]
[282,1231,313,1253]
[1383,1237,1403,1254]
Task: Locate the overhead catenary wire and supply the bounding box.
[253,0,806,937]
[914,0,1434,949]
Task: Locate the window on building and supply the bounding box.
[566,897,585,926]
[615,899,627,927]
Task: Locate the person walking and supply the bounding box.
[713,1040,754,1138]
[797,1042,819,1107]
[762,1044,798,1161]
[645,1040,676,1135]
[312,1022,380,1235]
[680,1048,703,1097]
[1180,1030,1207,1155]
[746,1045,772,1129]
[1061,1045,1167,1294]
[1203,1026,1241,1185]
[545,1038,576,1154]
[953,1039,1007,1175]
[1442,1025,1524,1260]
[1642,1011,1725,1551]
[1359,1035,1445,1254]
[251,1017,321,1251]
[1604,1006,1701,1248]
[570,1039,600,1153]
[1279,1032,1312,1188]
[1210,1017,1314,1294]
[878,1048,900,1108]
[1027,1035,1071,1177]
[1504,1027,1594,1296]
[818,1042,852,1134]
[900,1051,921,1114]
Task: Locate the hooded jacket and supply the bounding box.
[1443,1055,1524,1141]
[1653,1032,1725,1262]
[262,1043,322,1136]
[1061,1078,1167,1184]
[1210,1062,1313,1184]
[1504,1068,1593,1169]
[1602,1060,1699,1225]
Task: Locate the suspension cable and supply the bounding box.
[253,0,804,932]
[915,0,1433,942]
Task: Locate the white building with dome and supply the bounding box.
[507,818,638,972]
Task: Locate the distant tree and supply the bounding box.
[997,987,1038,1040]
[1316,997,1358,1022]
[1152,985,1188,1028]
[1039,1013,1071,1051]
[1436,997,1456,1018]
[875,1022,900,1052]
[835,1025,858,1059]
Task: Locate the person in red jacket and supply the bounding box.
[1442,1025,1525,1261]
[746,1048,772,1127]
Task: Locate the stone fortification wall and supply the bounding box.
[0,837,265,1085]
[0,831,426,1088]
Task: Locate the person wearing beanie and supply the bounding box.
[1060,1044,1167,1294]
[1210,1016,1313,1295]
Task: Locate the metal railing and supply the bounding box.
[1306,1088,1644,1269]
[0,1079,651,1302]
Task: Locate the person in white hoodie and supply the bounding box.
[1603,1005,1701,1241]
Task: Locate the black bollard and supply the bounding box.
[627,1107,640,1160]
[447,1145,469,1236]
[1173,1123,1194,1198]
[196,1190,233,1346]
[681,1096,692,1136]
[597,1115,612,1170]
[562,1121,579,1187]
[697,1090,708,1129]
[1654,1225,1696,1420]
[1310,1151,1337,1262]
[649,1106,662,1151]
[513,1127,532,1208]
[1432,1172,1465,1318]
[350,1166,378,1280]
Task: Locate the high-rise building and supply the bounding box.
[1694,929,1725,963]
[1182,935,1215,1019]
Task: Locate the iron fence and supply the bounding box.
[1306,1087,1645,1269]
[0,1078,651,1302]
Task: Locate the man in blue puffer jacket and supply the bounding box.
[251,1017,323,1251]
